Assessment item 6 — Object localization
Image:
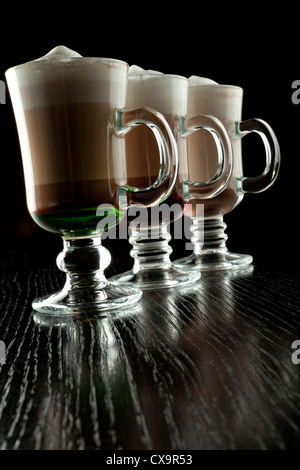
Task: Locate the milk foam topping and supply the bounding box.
[187,75,243,120]
[6,46,128,108]
[127,65,188,114]
[188,76,218,86]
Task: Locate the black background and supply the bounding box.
[0,6,297,267]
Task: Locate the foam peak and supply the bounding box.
[189,76,218,86]
[34,46,82,61]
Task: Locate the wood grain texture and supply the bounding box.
[0,238,300,450]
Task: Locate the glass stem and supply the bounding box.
[56,237,111,292]
[191,215,228,255]
[129,223,172,273]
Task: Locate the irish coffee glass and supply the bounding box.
[6,52,178,315]
[110,71,233,290]
[174,84,281,271]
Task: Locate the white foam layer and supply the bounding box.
[6,46,128,108]
[127,65,187,114]
[188,80,243,121]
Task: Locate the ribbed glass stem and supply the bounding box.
[191,216,228,255]
[129,224,173,273]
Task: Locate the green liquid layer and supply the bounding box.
[32,206,123,238]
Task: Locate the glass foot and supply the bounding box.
[110,264,200,290]
[32,281,142,315]
[176,215,253,272]
[32,236,142,316]
[174,250,253,272]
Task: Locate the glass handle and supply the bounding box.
[235,118,281,194]
[181,114,233,199]
[116,107,178,208]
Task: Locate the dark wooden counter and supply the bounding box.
[0,216,300,453]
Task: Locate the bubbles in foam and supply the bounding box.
[34,45,83,61]
[188,76,218,86]
[129,65,145,74]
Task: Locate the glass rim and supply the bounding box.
[129,71,187,82]
[188,83,243,92]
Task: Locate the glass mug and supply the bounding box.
[174,79,281,271]
[110,68,233,290]
[5,47,178,315]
